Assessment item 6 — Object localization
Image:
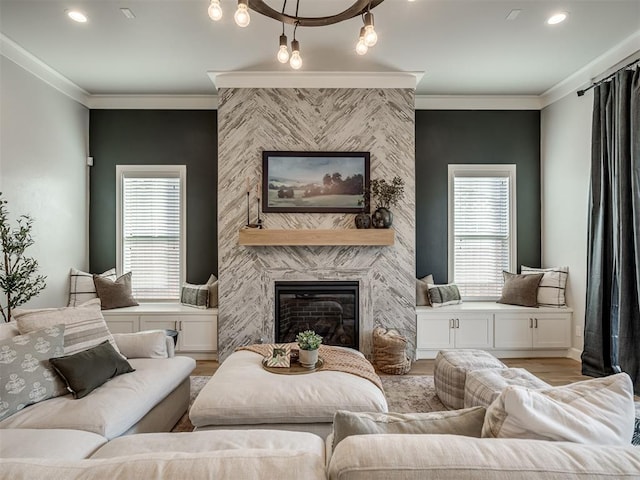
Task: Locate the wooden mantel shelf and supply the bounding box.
[238,228,395,246]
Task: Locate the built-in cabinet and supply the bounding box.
[416,303,572,359]
[103,304,218,359]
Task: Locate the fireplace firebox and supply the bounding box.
[275,281,359,350]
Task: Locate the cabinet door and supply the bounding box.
[178,316,217,352]
[455,314,493,349]
[104,316,139,334]
[416,314,455,350]
[533,313,571,348]
[139,316,180,332]
[494,314,533,349]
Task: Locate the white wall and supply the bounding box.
[540,90,593,359]
[0,56,89,310]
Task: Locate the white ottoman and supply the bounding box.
[434,349,506,409]
[464,367,551,408]
[189,350,388,438]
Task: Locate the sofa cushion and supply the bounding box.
[332,407,485,448]
[328,434,640,480]
[13,299,123,357]
[482,372,635,445]
[0,356,195,439]
[68,267,116,307]
[0,325,67,421]
[464,367,550,408]
[50,340,135,399]
[0,428,107,459]
[112,331,169,359]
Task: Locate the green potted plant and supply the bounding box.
[296,330,322,368]
[369,176,405,228]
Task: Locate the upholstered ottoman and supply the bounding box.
[464,367,551,408]
[434,350,506,409]
[189,349,388,438]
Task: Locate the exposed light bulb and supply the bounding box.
[290,40,302,70]
[67,10,88,23]
[234,1,250,27]
[356,27,368,55]
[208,0,222,21]
[277,34,290,63]
[363,12,377,47]
[546,12,568,25]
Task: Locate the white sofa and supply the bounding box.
[0,331,195,439]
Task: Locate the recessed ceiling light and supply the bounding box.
[66,10,88,23]
[546,12,568,25]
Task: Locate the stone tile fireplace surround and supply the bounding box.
[217,86,416,361]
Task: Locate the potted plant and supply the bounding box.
[369,176,405,228]
[295,330,322,368]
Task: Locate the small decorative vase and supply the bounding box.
[298,348,319,368]
[372,207,393,228]
[355,212,371,229]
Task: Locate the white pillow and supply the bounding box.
[68,267,116,307]
[521,265,568,307]
[112,331,168,359]
[482,373,635,445]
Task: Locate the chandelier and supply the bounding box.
[207,0,385,70]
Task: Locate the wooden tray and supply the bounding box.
[261,356,324,375]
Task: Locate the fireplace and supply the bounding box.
[275,281,359,350]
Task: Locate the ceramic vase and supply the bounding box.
[372,207,393,228]
[299,348,319,368]
[355,212,371,229]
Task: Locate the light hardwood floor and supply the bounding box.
[193,357,591,386]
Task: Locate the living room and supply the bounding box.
[1,0,639,477]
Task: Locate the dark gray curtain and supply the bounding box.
[582,67,640,394]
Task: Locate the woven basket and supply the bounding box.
[372,326,411,375]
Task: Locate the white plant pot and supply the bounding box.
[299,348,319,368]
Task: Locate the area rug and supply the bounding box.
[173,376,640,445]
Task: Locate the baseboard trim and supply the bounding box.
[416,348,571,360]
[567,347,582,362]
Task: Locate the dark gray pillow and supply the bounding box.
[332,407,486,448]
[93,272,138,310]
[49,340,135,399]
[497,271,544,307]
[428,283,462,307]
[416,274,434,306]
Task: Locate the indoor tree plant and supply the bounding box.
[369,176,405,228]
[0,193,46,322]
[296,330,323,368]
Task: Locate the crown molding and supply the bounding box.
[1,33,90,107]
[88,95,218,110]
[415,95,542,110]
[540,30,640,108]
[208,71,424,91]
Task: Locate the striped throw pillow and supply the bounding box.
[13,299,124,357]
[428,284,462,308]
[68,268,116,307]
[521,265,568,307]
[181,283,209,309]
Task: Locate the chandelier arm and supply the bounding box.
[248,0,384,27]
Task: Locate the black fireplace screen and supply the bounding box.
[275,281,359,350]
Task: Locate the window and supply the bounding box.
[116,165,186,301]
[448,165,516,299]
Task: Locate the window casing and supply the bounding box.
[448,165,516,300]
[116,165,186,301]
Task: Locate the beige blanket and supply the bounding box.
[237,343,383,392]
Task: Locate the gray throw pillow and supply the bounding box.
[181,283,209,309]
[0,325,68,421]
[416,274,434,306]
[207,274,219,308]
[428,283,462,307]
[93,272,139,310]
[49,340,135,399]
[333,407,486,448]
[497,271,544,307]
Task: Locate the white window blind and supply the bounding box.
[117,166,186,301]
[449,166,516,299]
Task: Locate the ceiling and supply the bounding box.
[1,0,639,96]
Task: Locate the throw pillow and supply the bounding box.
[93,272,138,310]
[50,340,135,399]
[180,283,209,309]
[0,322,20,341]
[521,265,569,308]
[207,274,219,308]
[372,326,411,375]
[112,331,168,359]
[497,271,544,307]
[0,325,68,421]
[482,372,635,445]
[416,274,434,306]
[13,299,124,357]
[333,407,486,448]
[68,268,116,307]
[428,283,462,308]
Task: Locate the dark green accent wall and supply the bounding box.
[415,110,541,282]
[89,110,218,283]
